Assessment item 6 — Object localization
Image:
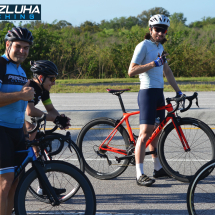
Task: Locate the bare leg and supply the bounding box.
[6,177,19,215]
[135,124,154,164]
[0,172,14,215]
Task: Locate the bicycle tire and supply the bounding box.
[14,160,96,215]
[45,133,84,171]
[28,133,84,199]
[158,117,215,183]
[77,118,130,180]
[187,159,215,215]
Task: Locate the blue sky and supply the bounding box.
[3,0,215,26]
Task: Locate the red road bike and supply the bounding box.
[77,89,215,182]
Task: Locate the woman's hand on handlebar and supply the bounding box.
[60,114,71,129]
[54,114,71,130]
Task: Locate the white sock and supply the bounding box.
[153,157,162,171]
[136,163,144,179]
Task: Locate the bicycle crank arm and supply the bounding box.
[115,155,134,163]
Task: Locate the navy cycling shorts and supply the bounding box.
[138,88,165,125]
[0,126,26,174]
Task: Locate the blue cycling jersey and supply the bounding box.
[0,54,28,128]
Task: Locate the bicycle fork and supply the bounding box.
[32,160,60,206]
[172,117,190,152]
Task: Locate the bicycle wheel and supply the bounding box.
[43,133,84,171]
[15,161,96,215]
[29,133,84,199]
[158,117,215,183]
[77,118,130,180]
[187,159,215,215]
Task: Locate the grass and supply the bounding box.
[51,83,215,93]
[55,77,215,85]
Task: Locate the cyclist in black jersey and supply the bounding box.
[24,60,71,197]
[25,60,71,151]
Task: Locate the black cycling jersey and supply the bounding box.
[28,80,52,106]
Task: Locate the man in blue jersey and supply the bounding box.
[0,27,34,215]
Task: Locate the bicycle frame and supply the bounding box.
[14,146,60,205]
[98,102,190,156]
[14,147,37,180]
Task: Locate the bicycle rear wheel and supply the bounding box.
[158,117,215,183]
[187,159,215,215]
[15,161,96,215]
[77,118,130,180]
[45,133,84,171]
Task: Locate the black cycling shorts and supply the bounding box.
[0,126,26,174]
[138,88,165,125]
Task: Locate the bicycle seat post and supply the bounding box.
[117,94,126,113]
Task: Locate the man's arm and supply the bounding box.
[26,103,59,121]
[163,63,180,93]
[0,80,34,107]
[0,91,24,107]
[45,103,60,121]
[128,62,155,77]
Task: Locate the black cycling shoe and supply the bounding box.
[153,168,170,178]
[136,174,155,187]
[42,187,66,196]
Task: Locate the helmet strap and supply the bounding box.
[36,75,47,92]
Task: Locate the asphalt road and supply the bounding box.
[25,91,215,215]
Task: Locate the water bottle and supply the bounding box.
[154,117,160,130]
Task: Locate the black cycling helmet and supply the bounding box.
[5,27,33,45]
[30,60,58,76]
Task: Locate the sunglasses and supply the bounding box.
[153,27,168,34]
[47,76,56,82]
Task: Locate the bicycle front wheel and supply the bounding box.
[15,161,96,215]
[158,117,215,183]
[187,159,215,215]
[77,118,130,180]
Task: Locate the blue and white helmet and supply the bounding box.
[149,14,170,27]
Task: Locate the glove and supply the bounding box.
[176,91,183,97]
[54,115,69,129]
[154,55,166,67]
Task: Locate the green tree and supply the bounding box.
[0,21,14,30]
[189,16,215,28]
[80,21,101,32]
[170,12,187,25]
[137,7,170,27]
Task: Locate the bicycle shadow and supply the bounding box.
[95,192,190,214]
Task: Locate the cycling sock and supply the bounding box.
[153,157,162,171]
[136,163,144,179]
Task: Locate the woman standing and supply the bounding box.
[128,14,183,186]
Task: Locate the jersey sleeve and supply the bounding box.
[42,90,52,106]
[131,41,147,65]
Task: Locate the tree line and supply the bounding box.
[0,7,215,79]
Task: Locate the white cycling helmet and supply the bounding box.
[149,14,170,27]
